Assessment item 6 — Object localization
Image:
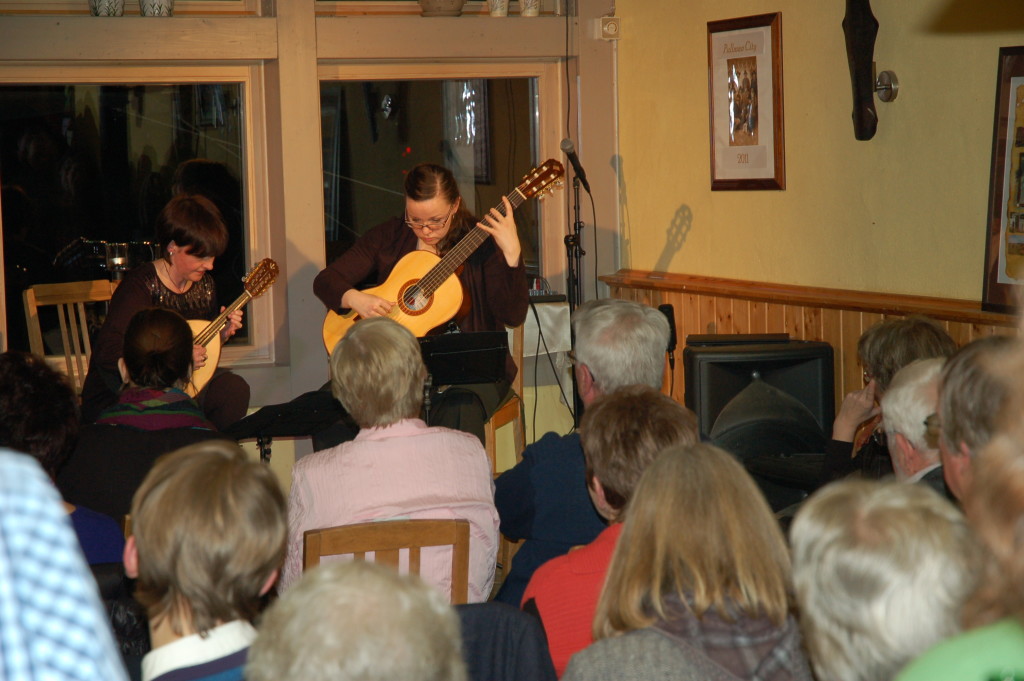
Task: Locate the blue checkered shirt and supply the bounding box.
[0,449,128,681]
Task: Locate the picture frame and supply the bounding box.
[982,46,1024,313]
[707,12,785,191]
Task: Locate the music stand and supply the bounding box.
[419,331,508,386]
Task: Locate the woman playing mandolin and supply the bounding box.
[313,163,529,442]
[80,194,249,430]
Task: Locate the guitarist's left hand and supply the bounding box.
[478,196,522,268]
[220,307,244,342]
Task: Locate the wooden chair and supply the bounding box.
[483,324,527,583]
[483,323,526,474]
[22,279,117,394]
[303,518,471,604]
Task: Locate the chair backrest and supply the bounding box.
[22,279,117,393]
[303,518,471,604]
[510,323,524,401]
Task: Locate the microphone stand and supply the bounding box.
[564,175,587,427]
[564,176,586,312]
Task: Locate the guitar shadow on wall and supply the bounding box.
[652,204,693,274]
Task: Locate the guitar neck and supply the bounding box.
[194,292,252,347]
[417,187,528,297]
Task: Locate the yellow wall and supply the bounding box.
[616,0,1023,300]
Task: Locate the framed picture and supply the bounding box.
[707,12,785,191]
[982,46,1024,313]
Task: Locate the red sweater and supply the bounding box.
[521,522,623,677]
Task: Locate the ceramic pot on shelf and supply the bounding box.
[520,0,540,17]
[488,0,509,16]
[140,0,174,16]
[417,0,466,17]
[89,0,125,16]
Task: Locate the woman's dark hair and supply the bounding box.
[156,193,228,259]
[0,352,79,479]
[403,163,474,255]
[123,308,195,390]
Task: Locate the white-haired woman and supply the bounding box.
[280,318,499,602]
[792,479,979,681]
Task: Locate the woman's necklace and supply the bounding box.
[161,259,190,294]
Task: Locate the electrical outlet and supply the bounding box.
[600,16,621,41]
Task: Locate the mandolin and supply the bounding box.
[186,258,279,397]
[321,160,564,353]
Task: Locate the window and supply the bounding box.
[0,65,274,367]
[320,77,540,273]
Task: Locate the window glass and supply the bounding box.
[320,78,539,273]
[0,83,248,352]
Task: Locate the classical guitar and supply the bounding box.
[321,160,564,352]
[186,258,279,397]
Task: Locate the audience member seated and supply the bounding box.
[280,318,499,601]
[563,443,812,681]
[494,298,670,606]
[58,308,227,520]
[897,356,1024,681]
[880,358,950,496]
[96,308,216,430]
[937,334,1020,500]
[522,385,698,676]
[247,561,467,681]
[455,602,557,681]
[792,478,979,681]
[0,351,124,565]
[822,316,956,483]
[125,440,286,681]
[0,449,129,681]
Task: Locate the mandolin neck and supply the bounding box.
[194,291,252,347]
[417,187,528,298]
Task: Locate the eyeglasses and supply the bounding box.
[404,203,456,233]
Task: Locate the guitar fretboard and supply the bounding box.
[416,187,528,298]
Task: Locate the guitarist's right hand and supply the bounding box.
[193,344,208,370]
[342,289,394,319]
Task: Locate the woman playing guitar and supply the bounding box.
[80,194,249,430]
[313,163,529,442]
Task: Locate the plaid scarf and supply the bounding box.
[651,594,813,681]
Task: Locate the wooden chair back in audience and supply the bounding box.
[22,279,117,394]
[302,518,471,604]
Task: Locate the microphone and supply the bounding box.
[560,138,592,194]
[658,304,677,370]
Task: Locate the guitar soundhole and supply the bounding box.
[399,282,432,316]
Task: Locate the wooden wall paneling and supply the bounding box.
[946,321,973,346]
[699,295,717,334]
[839,310,863,400]
[765,302,785,334]
[803,306,822,342]
[732,299,750,335]
[974,323,1007,338]
[820,308,844,410]
[716,297,735,335]
[784,305,804,340]
[749,300,766,333]
[681,293,700,342]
